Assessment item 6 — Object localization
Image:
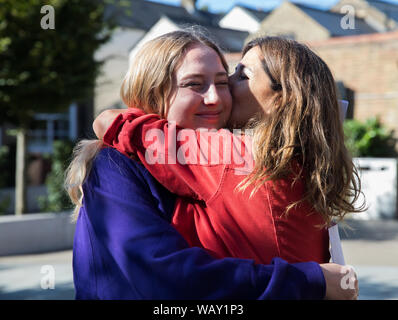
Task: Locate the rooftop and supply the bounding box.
[296,3,378,36]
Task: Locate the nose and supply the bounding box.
[203,84,220,106]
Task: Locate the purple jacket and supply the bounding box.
[73,147,326,299]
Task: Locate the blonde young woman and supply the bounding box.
[68,30,358,300]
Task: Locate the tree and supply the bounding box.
[343,117,397,158]
[0,0,115,214]
[38,140,75,212]
[199,5,210,12]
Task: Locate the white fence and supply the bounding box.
[352,158,398,220]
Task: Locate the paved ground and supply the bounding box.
[0,219,397,300]
[0,250,74,300]
[339,219,398,300]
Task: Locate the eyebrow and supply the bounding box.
[236,63,253,75]
[180,72,228,80]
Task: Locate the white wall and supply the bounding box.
[128,17,179,64]
[94,27,145,116]
[219,6,260,33]
[0,212,75,256]
[352,158,397,220]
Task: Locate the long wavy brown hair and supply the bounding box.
[237,37,366,227]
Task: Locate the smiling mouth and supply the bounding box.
[196,111,222,119]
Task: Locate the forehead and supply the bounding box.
[241,46,263,67]
[175,43,226,76]
[240,45,271,85]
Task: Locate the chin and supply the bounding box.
[225,120,238,130]
[226,115,243,130]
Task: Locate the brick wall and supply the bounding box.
[308,31,398,136]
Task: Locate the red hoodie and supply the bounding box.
[103,108,330,265]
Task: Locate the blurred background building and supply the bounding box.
[94,0,398,141]
[1,0,397,215]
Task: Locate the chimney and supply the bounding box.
[181,0,197,14]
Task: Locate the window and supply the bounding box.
[28,104,77,154]
[336,81,355,120]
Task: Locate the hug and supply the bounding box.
[66,27,361,300]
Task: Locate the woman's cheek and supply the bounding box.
[232,81,247,102]
[167,93,198,125]
[221,89,232,113]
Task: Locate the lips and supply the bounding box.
[195,110,222,118]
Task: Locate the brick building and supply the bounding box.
[309,31,398,134]
[96,0,398,140]
[331,0,398,32]
[255,1,377,42]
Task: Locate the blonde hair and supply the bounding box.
[65,27,228,220]
[65,139,103,219]
[120,27,228,117]
[237,37,366,227]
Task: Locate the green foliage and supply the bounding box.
[0,145,12,214]
[38,140,74,212]
[0,0,115,127]
[0,145,10,188]
[0,196,11,215]
[343,117,397,157]
[0,144,15,188]
[199,5,210,11]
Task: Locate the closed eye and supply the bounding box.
[235,65,249,81]
[239,72,248,80]
[182,82,202,88]
[216,81,229,86]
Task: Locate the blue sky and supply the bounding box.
[148,0,398,12]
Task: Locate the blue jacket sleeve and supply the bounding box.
[73,147,326,300]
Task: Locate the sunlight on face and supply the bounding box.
[166,44,232,130]
[228,46,275,128]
